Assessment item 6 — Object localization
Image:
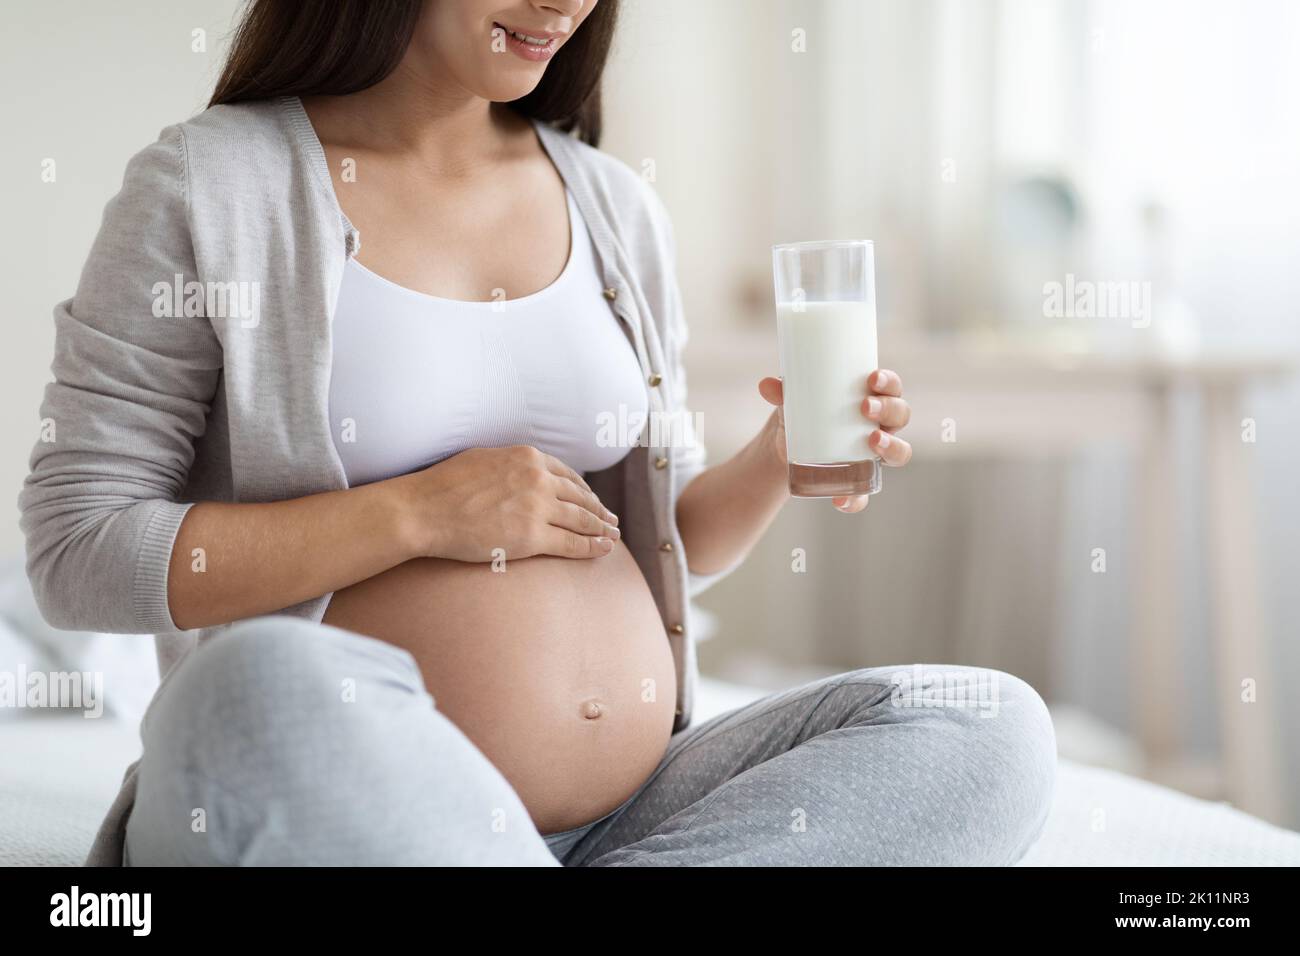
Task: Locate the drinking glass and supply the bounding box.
[772,239,883,498]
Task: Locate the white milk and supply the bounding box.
[776,300,877,465]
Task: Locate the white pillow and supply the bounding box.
[0,554,159,721]
[0,616,62,721]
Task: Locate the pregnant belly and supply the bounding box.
[321,542,677,834]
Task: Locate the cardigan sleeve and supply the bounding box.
[17,125,222,634]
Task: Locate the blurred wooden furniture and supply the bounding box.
[688,327,1295,821]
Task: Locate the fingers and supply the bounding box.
[869,429,912,466]
[868,369,903,397]
[861,395,910,430]
[547,465,618,526]
[863,373,911,473]
[542,453,596,497]
[550,499,620,541]
[758,376,784,407]
[832,495,869,514]
[547,461,619,551]
[540,527,616,559]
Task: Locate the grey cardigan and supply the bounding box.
[18,97,722,866]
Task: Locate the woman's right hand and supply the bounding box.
[390,445,620,563]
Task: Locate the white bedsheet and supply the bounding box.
[0,717,139,867]
[694,678,1300,866]
[3,681,1298,866]
[1019,760,1300,866]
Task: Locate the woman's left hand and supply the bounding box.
[758,369,913,513]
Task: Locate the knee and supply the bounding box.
[143,616,424,757]
[885,664,1056,860]
[986,671,1055,769]
[966,670,1057,858]
[130,617,424,864]
[160,617,333,723]
[184,615,329,692]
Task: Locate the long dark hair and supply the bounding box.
[209,0,619,146]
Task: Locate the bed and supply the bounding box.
[5,683,1299,867]
[4,560,1298,867]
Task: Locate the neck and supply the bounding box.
[304,58,522,176]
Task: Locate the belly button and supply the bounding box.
[580,699,603,720]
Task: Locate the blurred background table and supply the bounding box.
[688,329,1296,820]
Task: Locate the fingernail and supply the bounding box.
[876,431,892,450]
[866,398,882,419]
[604,524,621,540]
[874,371,889,391]
[606,512,619,526]
[595,536,614,550]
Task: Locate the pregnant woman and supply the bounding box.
[20,0,1055,866]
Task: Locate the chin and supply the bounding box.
[479,73,546,104]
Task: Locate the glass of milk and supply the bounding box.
[772,240,883,498]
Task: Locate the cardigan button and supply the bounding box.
[669,623,685,636]
[654,456,668,470]
[602,287,617,301]
[659,541,674,552]
[647,372,663,387]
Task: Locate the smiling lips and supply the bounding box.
[495,21,564,61]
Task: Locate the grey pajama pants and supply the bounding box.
[123,616,1057,866]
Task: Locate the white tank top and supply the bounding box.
[327,191,650,486]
